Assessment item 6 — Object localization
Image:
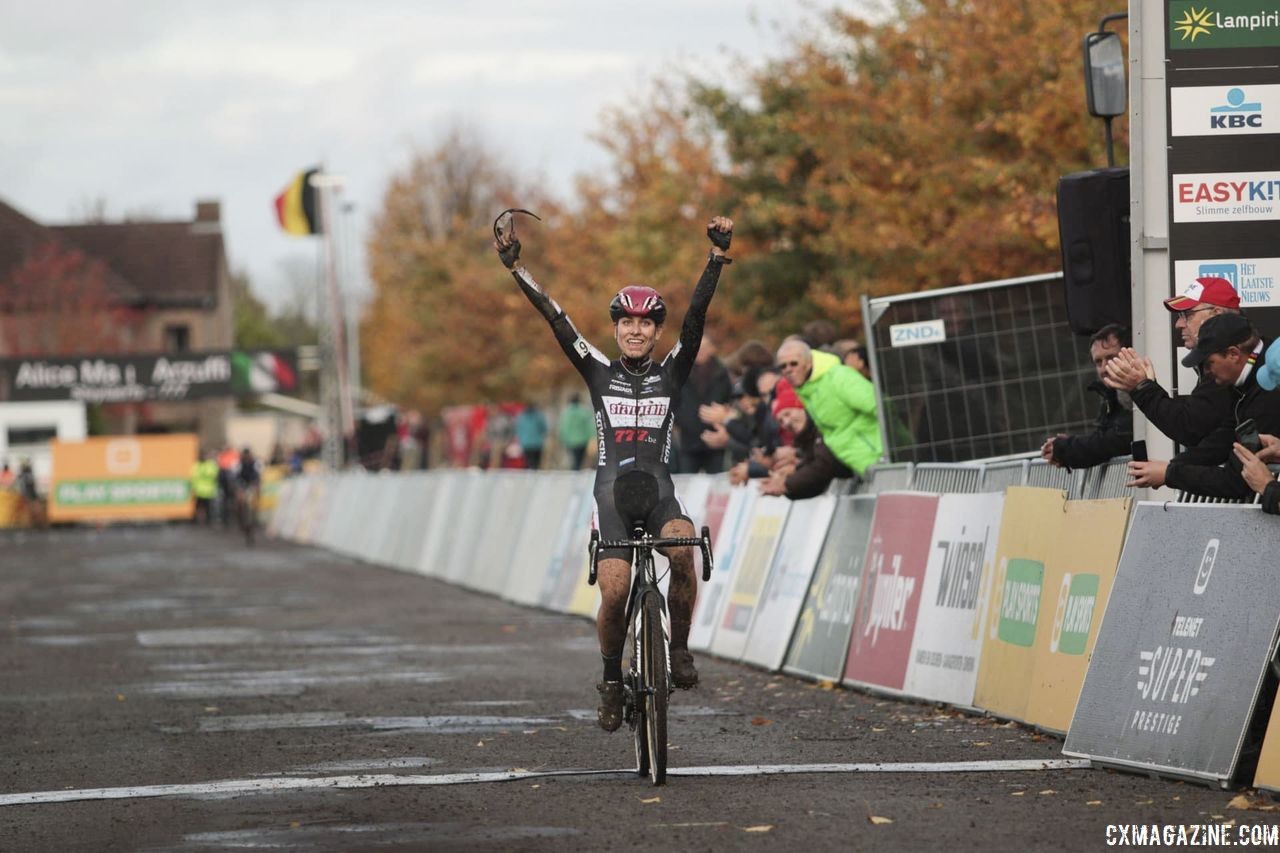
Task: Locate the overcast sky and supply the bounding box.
[0,1,831,313]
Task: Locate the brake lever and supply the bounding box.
[588,529,600,586]
[700,526,714,582]
[492,207,542,242]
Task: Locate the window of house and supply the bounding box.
[164,324,191,352]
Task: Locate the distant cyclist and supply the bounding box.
[495,213,733,732]
[235,447,261,521]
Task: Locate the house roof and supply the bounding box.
[53,219,225,309]
[0,199,137,302]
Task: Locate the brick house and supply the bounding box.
[0,199,234,448]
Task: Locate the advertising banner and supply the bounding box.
[1025,498,1130,734]
[673,474,714,531]
[417,473,462,578]
[784,496,878,681]
[442,474,496,585]
[1173,256,1280,307]
[1170,83,1280,137]
[503,474,581,606]
[1253,695,1280,792]
[843,492,940,693]
[388,474,436,572]
[902,492,1005,707]
[1065,503,1280,784]
[710,495,792,661]
[1168,1,1280,51]
[701,479,735,548]
[689,486,756,652]
[469,473,538,595]
[539,475,596,611]
[742,495,837,672]
[0,350,298,403]
[973,487,1067,722]
[48,435,197,522]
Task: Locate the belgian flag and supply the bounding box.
[273,167,322,235]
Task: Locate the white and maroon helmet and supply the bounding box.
[609,285,667,325]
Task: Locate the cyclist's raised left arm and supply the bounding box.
[667,216,733,382]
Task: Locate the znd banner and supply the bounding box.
[49,435,197,522]
[902,492,1005,707]
[784,495,878,682]
[844,492,940,694]
[1066,503,1280,785]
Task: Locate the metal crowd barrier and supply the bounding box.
[910,463,984,494]
[858,463,913,494]
[980,459,1029,493]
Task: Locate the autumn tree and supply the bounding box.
[0,242,141,356]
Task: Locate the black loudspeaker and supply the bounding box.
[1057,167,1131,335]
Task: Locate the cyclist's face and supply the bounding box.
[615,316,661,359]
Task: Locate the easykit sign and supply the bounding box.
[1065,503,1280,784]
[712,495,791,661]
[902,492,1004,707]
[1173,257,1279,306]
[1172,172,1280,222]
[1171,84,1279,136]
[1169,1,1280,50]
[742,495,838,671]
[784,495,878,682]
[844,492,939,693]
[0,350,298,403]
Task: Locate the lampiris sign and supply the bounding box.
[1169,1,1280,50]
[0,350,298,403]
[1065,503,1280,784]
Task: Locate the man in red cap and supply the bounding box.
[1103,276,1241,465]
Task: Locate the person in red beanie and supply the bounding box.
[759,381,852,499]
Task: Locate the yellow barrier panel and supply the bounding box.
[972,487,1066,723]
[48,435,197,523]
[1255,697,1280,792]
[1025,497,1131,734]
[0,491,25,527]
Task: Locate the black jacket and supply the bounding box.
[1051,381,1133,469]
[1164,347,1280,498]
[673,358,732,454]
[1130,368,1234,450]
[1263,480,1280,515]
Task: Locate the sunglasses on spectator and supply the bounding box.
[777,360,804,369]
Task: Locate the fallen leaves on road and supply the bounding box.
[816,680,836,690]
[970,741,991,747]
[870,726,887,733]
[1087,801,1103,806]
[751,717,773,726]
[743,825,775,833]
[868,816,893,825]
[475,740,484,747]
[115,694,126,702]
[1039,790,1056,796]
[641,796,661,804]
[1011,791,1025,797]
[1227,794,1280,812]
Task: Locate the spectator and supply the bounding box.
[190,450,219,525]
[673,333,733,473]
[16,458,42,527]
[412,413,431,470]
[802,319,838,350]
[216,445,239,528]
[701,369,782,473]
[1127,314,1280,498]
[758,385,850,498]
[515,402,549,470]
[1042,324,1133,469]
[1104,276,1241,462]
[723,339,775,381]
[1233,339,1280,512]
[484,404,515,469]
[558,393,595,470]
[773,338,881,486]
[0,460,13,489]
[832,339,872,379]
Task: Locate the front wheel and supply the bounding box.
[640,591,668,785]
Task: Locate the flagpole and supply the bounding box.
[312,171,355,467]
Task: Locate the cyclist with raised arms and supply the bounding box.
[495,214,733,732]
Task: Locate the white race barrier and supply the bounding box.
[689,486,756,653]
[504,474,583,607]
[468,473,540,595]
[417,473,463,578]
[741,494,837,671]
[709,495,792,661]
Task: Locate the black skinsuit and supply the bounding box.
[510,255,726,557]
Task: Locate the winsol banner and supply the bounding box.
[1025,497,1131,734]
[689,486,756,652]
[49,435,197,522]
[1065,503,1280,785]
[902,492,1005,707]
[742,495,838,672]
[973,487,1067,723]
[843,492,940,694]
[784,495,878,682]
[710,495,792,661]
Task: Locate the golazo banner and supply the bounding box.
[973,487,1067,723]
[1065,503,1280,785]
[902,492,1005,707]
[742,495,838,672]
[711,495,792,661]
[1025,498,1131,734]
[784,495,878,682]
[844,492,940,694]
[0,350,298,403]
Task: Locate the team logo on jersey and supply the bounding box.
[601,395,670,428]
[643,374,661,384]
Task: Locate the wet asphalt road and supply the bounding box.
[2,525,1279,852]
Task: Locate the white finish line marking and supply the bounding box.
[0,759,1089,807]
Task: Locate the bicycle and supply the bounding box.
[235,483,260,546]
[588,471,713,785]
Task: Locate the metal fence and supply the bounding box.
[862,273,1097,464]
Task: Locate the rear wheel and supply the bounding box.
[641,591,668,785]
[629,669,649,777]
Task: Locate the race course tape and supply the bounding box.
[0,759,1091,806]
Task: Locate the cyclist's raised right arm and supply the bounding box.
[496,232,609,379]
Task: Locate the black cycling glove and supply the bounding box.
[496,236,522,270]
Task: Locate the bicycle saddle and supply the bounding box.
[613,470,660,531]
